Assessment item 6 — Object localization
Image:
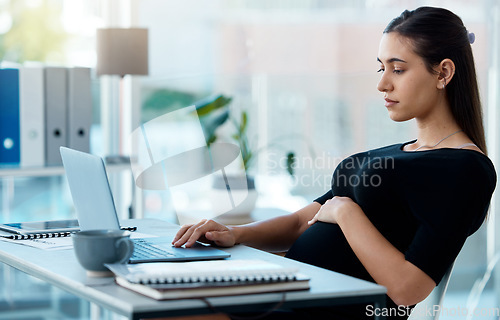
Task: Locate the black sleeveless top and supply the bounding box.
[285,142,496,318]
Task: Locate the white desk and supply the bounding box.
[0,218,387,319]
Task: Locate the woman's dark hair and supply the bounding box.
[384,7,487,154]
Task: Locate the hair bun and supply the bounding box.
[468,31,475,44]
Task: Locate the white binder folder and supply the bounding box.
[19,67,45,167]
[44,67,67,165]
[67,67,91,153]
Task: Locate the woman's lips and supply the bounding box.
[384,98,398,108]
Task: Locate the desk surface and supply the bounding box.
[0,218,387,319]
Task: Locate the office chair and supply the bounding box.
[465,252,500,320]
[408,263,455,320]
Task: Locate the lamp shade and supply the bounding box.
[96,28,149,76]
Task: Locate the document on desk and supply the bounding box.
[0,232,155,250]
[0,235,74,250]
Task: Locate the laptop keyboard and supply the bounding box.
[131,239,176,260]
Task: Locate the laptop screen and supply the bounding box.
[60,147,122,231]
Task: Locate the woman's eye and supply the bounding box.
[393,69,404,74]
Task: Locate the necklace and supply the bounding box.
[413,130,462,151]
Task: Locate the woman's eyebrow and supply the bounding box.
[377,57,408,64]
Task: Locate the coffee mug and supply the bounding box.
[72,230,134,276]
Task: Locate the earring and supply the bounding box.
[442,78,447,89]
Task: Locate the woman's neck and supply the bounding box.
[412,102,462,150]
[415,122,462,147]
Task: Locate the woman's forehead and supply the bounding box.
[377,32,418,64]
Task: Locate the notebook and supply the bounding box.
[0,219,137,239]
[60,147,230,263]
[105,259,310,300]
[0,219,80,236]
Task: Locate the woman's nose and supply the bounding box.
[377,74,393,92]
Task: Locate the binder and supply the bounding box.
[0,69,20,164]
[44,67,67,165]
[19,67,45,167]
[67,67,92,152]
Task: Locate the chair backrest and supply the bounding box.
[408,263,455,320]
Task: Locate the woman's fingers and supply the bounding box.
[172,223,196,244]
[172,219,233,248]
[308,212,319,225]
[172,219,208,247]
[185,220,214,247]
[307,201,330,225]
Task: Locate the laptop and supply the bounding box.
[60,147,230,263]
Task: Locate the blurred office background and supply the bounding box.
[0,0,499,319]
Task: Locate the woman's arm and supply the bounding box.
[233,202,320,252]
[310,197,436,306]
[173,202,321,252]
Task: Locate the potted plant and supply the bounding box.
[194,94,295,217]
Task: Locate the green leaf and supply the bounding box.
[141,89,198,122]
[207,135,217,145]
[240,111,248,134]
[243,150,253,170]
[199,110,229,145]
[194,94,232,117]
[286,152,296,176]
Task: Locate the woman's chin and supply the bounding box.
[387,111,412,122]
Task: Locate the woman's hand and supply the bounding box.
[172,219,237,248]
[308,196,360,226]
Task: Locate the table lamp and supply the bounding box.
[96,28,149,154]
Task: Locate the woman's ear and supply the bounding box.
[437,59,455,90]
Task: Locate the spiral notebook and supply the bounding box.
[105,259,310,300]
[0,219,137,240]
